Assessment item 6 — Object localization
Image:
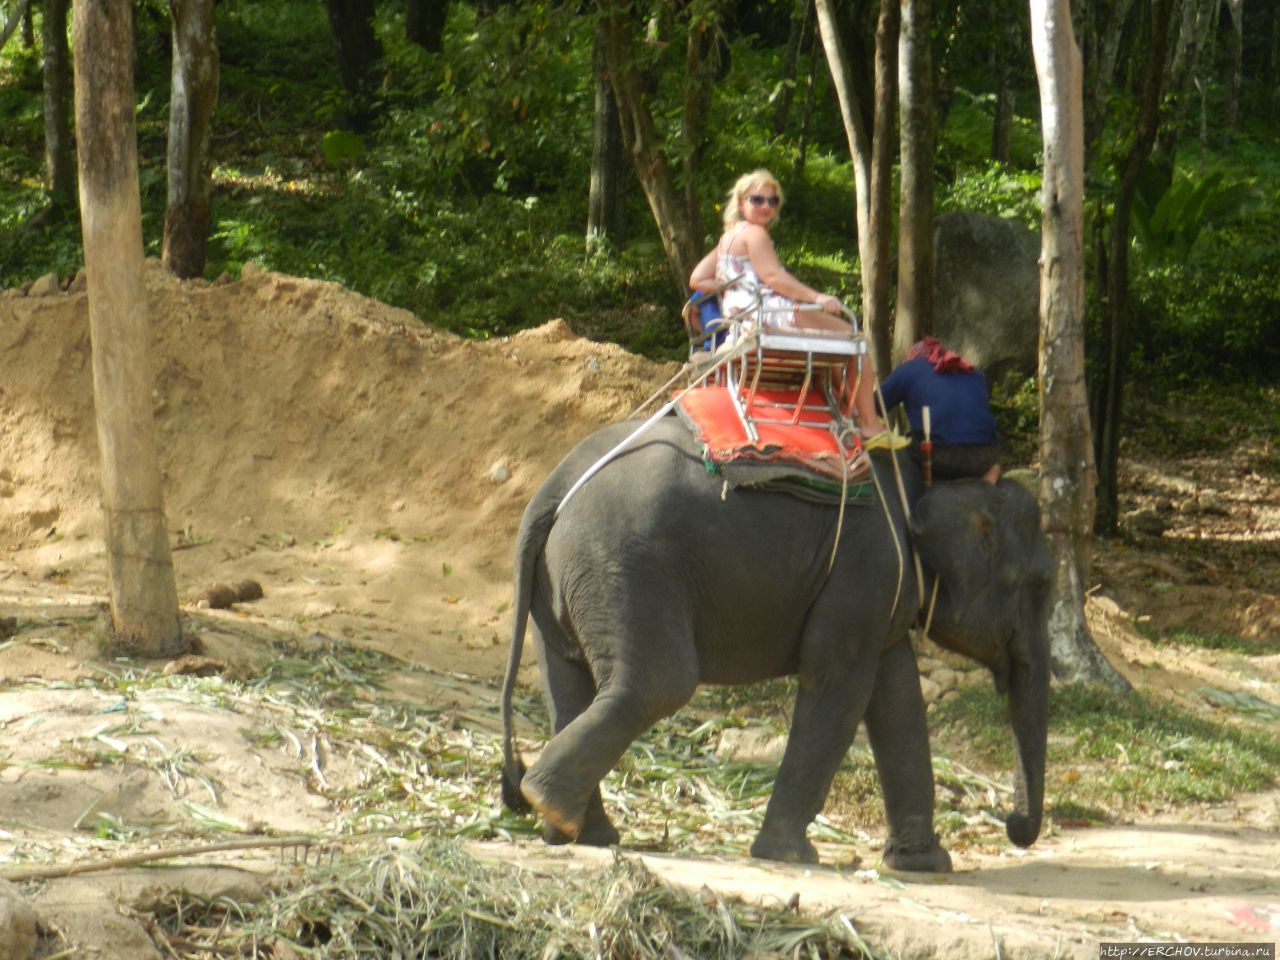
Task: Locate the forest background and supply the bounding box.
[3,0,1278,389]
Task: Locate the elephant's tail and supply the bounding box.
[500,492,559,814]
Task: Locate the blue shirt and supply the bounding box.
[878,357,998,446]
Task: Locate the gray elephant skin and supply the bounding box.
[500,417,1051,870]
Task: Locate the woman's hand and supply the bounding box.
[814,294,842,315]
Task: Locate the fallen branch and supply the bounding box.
[0,834,321,882]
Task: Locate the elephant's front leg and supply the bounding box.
[751,661,876,864]
[863,636,952,872]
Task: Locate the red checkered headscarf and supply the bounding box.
[904,336,974,373]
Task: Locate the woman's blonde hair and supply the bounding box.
[722,169,784,230]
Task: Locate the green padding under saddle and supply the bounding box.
[703,457,877,505]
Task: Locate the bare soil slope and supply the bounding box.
[1,265,1277,958]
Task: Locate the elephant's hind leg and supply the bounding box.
[523,636,623,846]
[522,642,698,845]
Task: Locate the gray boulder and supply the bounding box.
[932,212,1040,382]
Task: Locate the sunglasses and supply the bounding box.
[747,194,781,207]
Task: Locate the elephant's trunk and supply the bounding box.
[1004,649,1048,847]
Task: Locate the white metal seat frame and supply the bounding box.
[698,291,869,444]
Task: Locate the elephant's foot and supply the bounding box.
[520,777,583,842]
[750,829,820,865]
[881,834,952,873]
[544,817,620,848]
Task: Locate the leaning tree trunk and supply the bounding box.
[163,0,219,280]
[73,0,188,658]
[864,0,899,378]
[0,0,29,51]
[43,0,74,207]
[814,0,872,272]
[597,0,701,297]
[894,0,934,362]
[1029,0,1129,689]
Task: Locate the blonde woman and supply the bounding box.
[688,169,903,447]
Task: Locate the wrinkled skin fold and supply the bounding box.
[500,418,1052,869]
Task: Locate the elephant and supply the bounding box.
[499,415,1051,870]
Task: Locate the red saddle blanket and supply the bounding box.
[676,385,869,484]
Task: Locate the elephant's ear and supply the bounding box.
[910,488,998,597]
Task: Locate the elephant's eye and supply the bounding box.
[999,566,1019,589]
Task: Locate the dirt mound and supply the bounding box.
[1,261,674,677]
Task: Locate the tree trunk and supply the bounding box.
[597,1,701,297]
[791,26,821,181]
[681,7,719,233]
[991,16,1020,164]
[1082,0,1137,149]
[406,0,447,53]
[773,0,811,136]
[1094,0,1175,537]
[894,0,935,362]
[865,0,899,378]
[1158,0,1216,164]
[163,0,219,280]
[43,0,74,207]
[0,0,29,51]
[324,0,383,131]
[814,0,872,267]
[72,0,187,659]
[1029,0,1128,690]
[1223,0,1242,134]
[586,26,625,253]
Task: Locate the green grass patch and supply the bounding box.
[933,683,1280,814]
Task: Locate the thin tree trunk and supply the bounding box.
[73,0,187,658]
[1029,0,1128,690]
[1159,0,1216,164]
[1270,3,1280,119]
[406,0,447,53]
[587,26,625,252]
[1083,0,1137,149]
[164,0,219,280]
[895,0,935,361]
[791,27,821,181]
[43,0,74,207]
[681,7,718,233]
[597,1,701,296]
[0,0,29,51]
[324,0,383,131]
[773,0,811,136]
[814,0,872,268]
[1223,0,1242,134]
[865,0,899,378]
[1095,0,1175,537]
[991,17,1020,163]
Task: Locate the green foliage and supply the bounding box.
[933,683,1280,813]
[1131,163,1256,262]
[936,160,1041,227]
[2,0,1279,376]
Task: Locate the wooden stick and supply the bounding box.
[0,835,321,882]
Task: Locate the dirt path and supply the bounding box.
[1,265,1277,956]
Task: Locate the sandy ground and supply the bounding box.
[1,264,1277,958]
